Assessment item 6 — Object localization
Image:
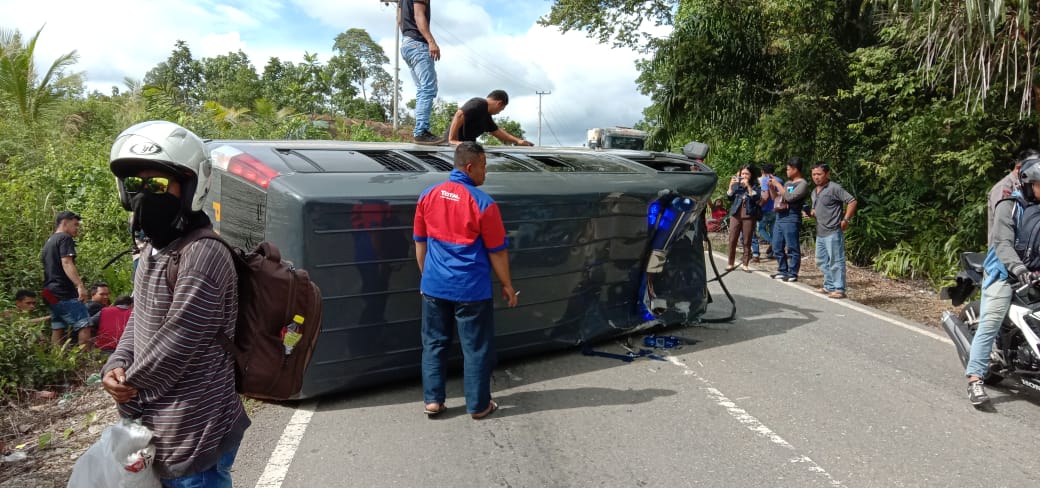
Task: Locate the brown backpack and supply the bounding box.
[167,228,323,400]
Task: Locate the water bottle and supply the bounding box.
[282,315,305,355]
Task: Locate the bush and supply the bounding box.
[0,315,95,401]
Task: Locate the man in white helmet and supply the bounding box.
[966,153,1040,407]
[100,121,249,485]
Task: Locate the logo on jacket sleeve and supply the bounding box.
[440,189,461,202]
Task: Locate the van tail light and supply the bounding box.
[227,153,281,189]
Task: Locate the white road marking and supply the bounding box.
[666,357,844,486]
[710,252,952,344]
[254,401,318,488]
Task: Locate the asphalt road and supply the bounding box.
[230,254,1040,488]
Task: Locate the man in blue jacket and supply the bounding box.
[413,142,518,419]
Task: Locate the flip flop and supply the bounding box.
[471,400,498,420]
[423,403,447,416]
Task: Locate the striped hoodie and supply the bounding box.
[103,235,249,479]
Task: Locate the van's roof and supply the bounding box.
[206,140,706,175]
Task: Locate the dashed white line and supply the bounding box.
[664,357,844,486]
[254,401,318,488]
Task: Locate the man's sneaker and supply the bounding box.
[770,273,786,280]
[784,276,798,282]
[414,130,445,145]
[967,380,990,406]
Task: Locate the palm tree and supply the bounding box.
[0,26,82,135]
[874,0,1039,114]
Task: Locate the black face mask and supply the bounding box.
[131,192,183,249]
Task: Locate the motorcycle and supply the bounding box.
[940,252,1040,394]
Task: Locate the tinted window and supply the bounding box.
[283,150,421,172]
[525,154,639,173]
[486,154,536,172]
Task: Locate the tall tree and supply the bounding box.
[332,28,391,101]
[0,26,82,133]
[143,41,202,107]
[198,50,261,109]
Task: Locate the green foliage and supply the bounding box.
[546,0,1040,285]
[0,316,91,401]
[481,117,525,146]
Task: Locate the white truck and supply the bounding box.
[586,126,648,150]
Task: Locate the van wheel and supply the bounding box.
[959,300,1005,385]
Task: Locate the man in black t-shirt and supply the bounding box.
[400,0,444,144]
[447,90,534,146]
[41,211,93,348]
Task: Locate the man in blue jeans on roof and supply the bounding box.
[413,142,518,419]
[400,0,444,145]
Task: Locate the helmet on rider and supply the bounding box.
[1018,156,1040,202]
[109,120,212,212]
[110,121,213,248]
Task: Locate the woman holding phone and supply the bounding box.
[725,165,766,272]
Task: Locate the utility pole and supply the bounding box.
[383,0,401,131]
[536,90,551,146]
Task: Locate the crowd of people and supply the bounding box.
[5,213,134,352]
[709,156,857,299]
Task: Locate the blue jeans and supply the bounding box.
[816,231,847,292]
[965,277,1011,379]
[752,211,776,257]
[48,298,91,331]
[401,37,438,136]
[161,443,239,488]
[421,295,495,414]
[771,215,801,278]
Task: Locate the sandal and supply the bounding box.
[471,400,498,420]
[423,403,447,416]
[725,264,737,271]
[742,265,751,273]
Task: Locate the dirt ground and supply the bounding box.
[0,235,953,487]
[705,232,952,327]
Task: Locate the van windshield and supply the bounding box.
[605,136,645,150]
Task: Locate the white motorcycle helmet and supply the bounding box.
[110,121,212,212]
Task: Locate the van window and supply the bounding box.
[283,150,422,172]
[525,154,639,173]
[624,156,707,172]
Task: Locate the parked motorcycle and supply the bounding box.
[940,252,1040,394]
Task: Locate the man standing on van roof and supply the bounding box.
[41,210,93,349]
[447,90,534,146]
[102,120,249,485]
[413,142,519,419]
[400,0,444,145]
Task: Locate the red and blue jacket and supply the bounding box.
[413,169,508,301]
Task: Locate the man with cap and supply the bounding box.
[41,210,93,349]
[101,120,248,486]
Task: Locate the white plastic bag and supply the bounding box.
[67,418,161,488]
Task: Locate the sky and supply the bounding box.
[1,0,669,146]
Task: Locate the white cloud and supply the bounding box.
[3,0,665,145]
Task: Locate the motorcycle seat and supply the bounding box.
[960,252,985,274]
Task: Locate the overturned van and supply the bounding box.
[203,140,718,399]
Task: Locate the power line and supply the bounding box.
[535,90,550,146]
[429,20,543,93]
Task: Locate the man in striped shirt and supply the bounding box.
[102,121,249,486]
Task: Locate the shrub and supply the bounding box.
[0,315,95,401]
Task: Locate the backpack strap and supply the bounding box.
[163,227,244,360]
